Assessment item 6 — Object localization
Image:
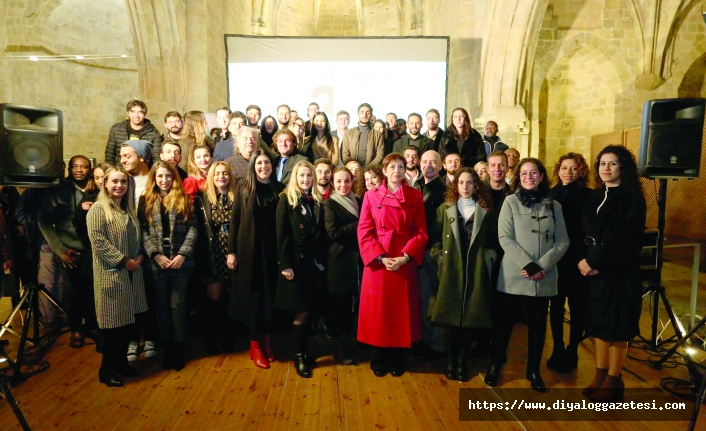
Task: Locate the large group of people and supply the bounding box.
[1,98,647,404]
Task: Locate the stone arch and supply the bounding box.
[678,51,706,98]
[531,32,628,162]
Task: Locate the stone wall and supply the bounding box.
[1,0,139,162]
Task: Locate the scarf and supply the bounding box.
[516,186,553,209]
[457,197,476,222]
[330,191,359,217]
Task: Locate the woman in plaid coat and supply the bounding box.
[87,166,147,387]
[138,161,198,371]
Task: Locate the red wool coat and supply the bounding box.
[357,181,428,347]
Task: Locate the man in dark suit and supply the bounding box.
[274,129,309,185]
[392,112,433,155]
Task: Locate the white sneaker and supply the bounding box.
[127,341,139,363]
[143,340,158,358]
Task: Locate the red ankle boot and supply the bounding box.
[250,340,269,369]
[262,335,275,362]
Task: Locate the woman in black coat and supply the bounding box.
[438,108,486,168]
[322,166,362,365]
[226,149,284,369]
[547,153,592,373]
[578,145,646,403]
[193,161,237,354]
[275,160,325,378]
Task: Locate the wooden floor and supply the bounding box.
[1,261,705,431]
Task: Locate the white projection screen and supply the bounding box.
[226,36,449,130]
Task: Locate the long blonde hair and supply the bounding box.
[181,111,211,148]
[96,165,136,223]
[204,161,237,205]
[282,160,322,207]
[141,161,193,224]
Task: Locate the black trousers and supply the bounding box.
[549,271,589,353]
[129,277,159,343]
[66,260,97,332]
[491,290,549,370]
[324,295,354,338]
[100,324,132,372]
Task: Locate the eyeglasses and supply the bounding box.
[519,171,541,178]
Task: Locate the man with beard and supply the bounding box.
[274,129,309,185]
[392,113,432,154]
[314,158,333,200]
[505,147,520,186]
[442,153,461,184]
[105,99,163,166]
[246,104,261,127]
[403,146,422,186]
[341,103,384,166]
[305,102,319,137]
[163,111,183,145]
[213,107,232,145]
[413,150,447,360]
[160,142,188,181]
[39,155,95,348]
[394,118,407,141]
[277,104,292,130]
[425,109,445,152]
[225,126,261,181]
[482,121,508,156]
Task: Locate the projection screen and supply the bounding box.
[225,36,449,130]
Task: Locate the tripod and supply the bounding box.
[0,188,67,386]
[637,178,683,350]
[0,345,31,430]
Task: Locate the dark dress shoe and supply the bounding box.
[484,363,503,387]
[172,343,186,372]
[390,362,406,377]
[70,331,85,348]
[370,359,389,377]
[526,370,546,392]
[557,351,578,373]
[99,369,124,387]
[546,348,565,370]
[294,353,313,378]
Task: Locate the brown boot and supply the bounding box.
[70,331,85,348]
[589,374,624,403]
[582,367,608,397]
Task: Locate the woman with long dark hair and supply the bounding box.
[439,108,485,168]
[138,161,198,371]
[485,157,569,392]
[306,112,340,165]
[547,153,592,373]
[357,153,428,378]
[194,161,237,354]
[579,145,646,402]
[260,115,278,148]
[430,168,498,381]
[87,166,146,387]
[275,160,325,378]
[322,166,362,364]
[227,149,284,369]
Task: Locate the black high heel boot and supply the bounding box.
[455,329,472,382]
[292,324,313,378]
[371,348,390,377]
[445,328,459,380]
[526,368,546,392]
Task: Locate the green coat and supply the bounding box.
[429,202,498,328]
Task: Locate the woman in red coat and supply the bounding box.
[357,153,428,378]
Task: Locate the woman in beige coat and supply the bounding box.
[87,166,147,387]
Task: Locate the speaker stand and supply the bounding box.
[636,179,683,350]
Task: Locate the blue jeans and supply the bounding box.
[151,274,189,343]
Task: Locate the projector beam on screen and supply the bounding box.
[225,36,449,130]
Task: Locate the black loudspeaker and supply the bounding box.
[638,98,705,178]
[0,104,63,186]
